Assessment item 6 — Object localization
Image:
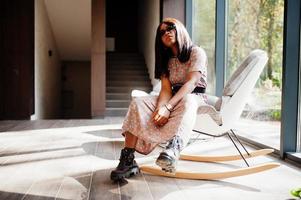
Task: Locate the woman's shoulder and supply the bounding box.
[192,45,206,54]
[191,45,207,58]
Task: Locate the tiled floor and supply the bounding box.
[0,118,300,200]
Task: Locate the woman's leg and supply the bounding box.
[156,94,200,173]
[110,131,140,181]
[124,131,138,148]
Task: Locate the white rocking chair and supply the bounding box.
[139,49,280,180]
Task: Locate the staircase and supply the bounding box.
[106,52,153,116]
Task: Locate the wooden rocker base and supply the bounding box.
[140,149,280,180]
[180,149,274,162]
[140,163,280,180]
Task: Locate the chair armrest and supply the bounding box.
[197,104,223,126]
[206,94,222,111]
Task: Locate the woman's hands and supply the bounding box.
[152,105,170,127]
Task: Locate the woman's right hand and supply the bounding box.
[151,106,170,127]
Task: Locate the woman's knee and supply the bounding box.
[181,94,198,109]
[131,96,152,104]
[130,96,158,109]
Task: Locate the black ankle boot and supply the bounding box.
[156,135,183,173]
[110,147,140,181]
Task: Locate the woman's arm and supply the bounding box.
[166,71,202,109]
[152,75,172,127]
[156,75,173,109]
[152,72,201,127]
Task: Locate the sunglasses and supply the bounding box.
[159,24,176,37]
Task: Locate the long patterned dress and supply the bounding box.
[122,46,208,155]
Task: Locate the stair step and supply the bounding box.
[108,62,146,66]
[107,53,143,58]
[106,100,131,107]
[106,54,144,60]
[105,52,151,116]
[107,75,150,81]
[107,65,147,69]
[107,58,144,62]
[107,70,148,75]
[107,60,145,64]
[107,69,148,74]
[105,108,128,116]
[106,67,148,74]
[106,86,151,93]
[106,93,132,100]
[107,81,152,87]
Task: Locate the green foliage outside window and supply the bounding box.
[193,0,284,121]
[227,0,284,121]
[227,0,284,89]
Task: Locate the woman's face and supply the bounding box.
[160,23,176,48]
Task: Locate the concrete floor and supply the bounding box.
[0,118,300,200]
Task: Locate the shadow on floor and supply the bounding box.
[0,190,68,200]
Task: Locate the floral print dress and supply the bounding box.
[122,46,208,155]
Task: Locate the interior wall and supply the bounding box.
[62,61,91,118]
[91,0,106,118]
[138,0,160,89]
[161,0,185,23]
[34,0,61,119]
[44,0,91,60]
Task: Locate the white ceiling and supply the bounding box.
[44,0,91,61]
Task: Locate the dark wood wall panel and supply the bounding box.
[1,0,34,119]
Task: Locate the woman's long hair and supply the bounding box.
[155,18,193,79]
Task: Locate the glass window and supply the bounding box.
[191,0,216,95]
[227,0,284,149]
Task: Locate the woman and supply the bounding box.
[110,18,208,181]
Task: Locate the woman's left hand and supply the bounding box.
[152,106,170,127]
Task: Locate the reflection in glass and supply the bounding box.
[227,0,284,149]
[192,0,216,95]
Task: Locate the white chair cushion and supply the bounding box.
[197,104,222,126]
